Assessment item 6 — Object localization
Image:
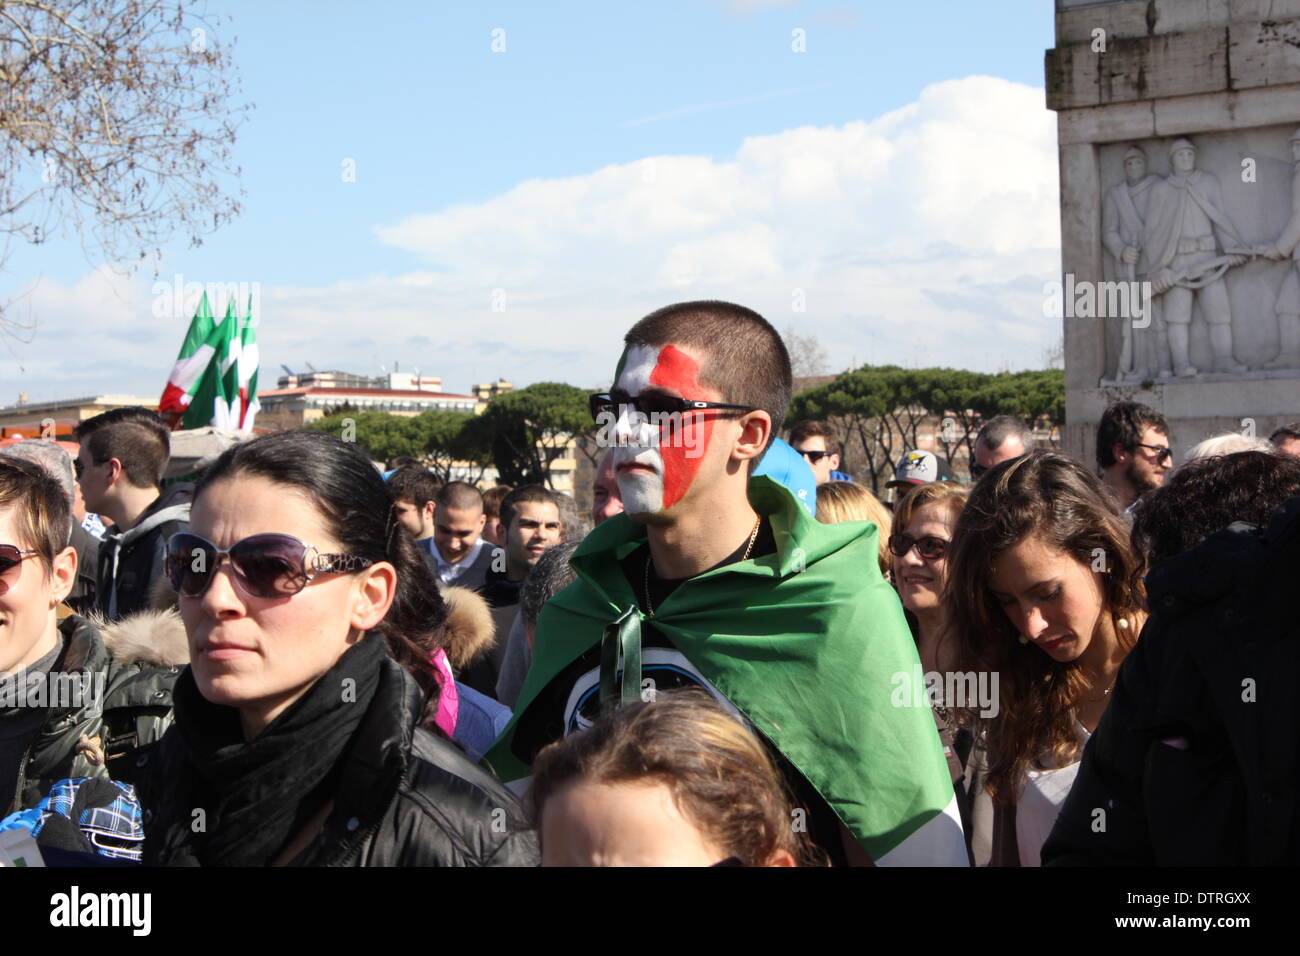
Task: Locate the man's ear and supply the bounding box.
[350,561,397,632]
[106,457,124,488]
[1112,442,1130,465]
[732,410,772,464]
[474,512,487,535]
[49,545,77,607]
[423,500,436,525]
[829,452,841,471]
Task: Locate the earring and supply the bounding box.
[1117,617,1129,630]
[1018,634,1029,645]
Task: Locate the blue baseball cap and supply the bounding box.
[753,437,817,516]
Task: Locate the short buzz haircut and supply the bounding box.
[387,466,440,512]
[73,406,170,490]
[789,420,837,450]
[499,484,560,534]
[1096,401,1169,469]
[1270,422,1300,446]
[976,415,1034,453]
[482,485,512,520]
[436,480,483,513]
[624,300,793,447]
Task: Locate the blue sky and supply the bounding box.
[1,0,1059,403]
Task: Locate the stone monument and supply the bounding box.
[1048,0,1300,465]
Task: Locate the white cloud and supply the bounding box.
[2,75,1061,405]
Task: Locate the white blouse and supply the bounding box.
[1016,722,1091,867]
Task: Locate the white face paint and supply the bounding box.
[610,343,665,517]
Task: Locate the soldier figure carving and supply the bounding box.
[1143,138,1253,377]
[1102,145,1169,381]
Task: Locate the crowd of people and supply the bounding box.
[1,299,1298,867]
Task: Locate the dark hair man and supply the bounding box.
[464,485,563,699]
[591,449,624,527]
[1097,401,1172,511]
[789,420,847,485]
[388,466,439,541]
[74,407,190,620]
[422,481,495,590]
[971,415,1033,480]
[487,301,965,866]
[1270,422,1300,457]
[481,485,512,548]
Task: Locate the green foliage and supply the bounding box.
[789,365,1065,494]
[308,408,490,481]
[475,382,592,487]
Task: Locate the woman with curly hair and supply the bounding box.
[945,451,1147,866]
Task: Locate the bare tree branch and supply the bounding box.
[0,0,250,329]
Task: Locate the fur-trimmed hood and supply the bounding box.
[93,607,191,668]
[439,585,496,670]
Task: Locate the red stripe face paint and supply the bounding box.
[648,345,717,511]
[610,343,722,515]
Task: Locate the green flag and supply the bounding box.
[180,298,238,431]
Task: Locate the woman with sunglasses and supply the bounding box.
[0,456,184,817]
[888,481,971,842]
[944,451,1147,866]
[135,430,538,866]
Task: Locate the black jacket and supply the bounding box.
[95,483,192,621]
[10,613,185,815]
[1042,496,1300,866]
[137,652,539,867]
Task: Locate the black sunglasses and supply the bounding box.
[795,448,835,463]
[888,533,948,561]
[588,392,757,424]
[1134,442,1173,464]
[166,531,374,600]
[0,544,39,580]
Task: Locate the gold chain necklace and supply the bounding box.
[643,518,761,617]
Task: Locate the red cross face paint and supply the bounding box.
[609,343,718,517]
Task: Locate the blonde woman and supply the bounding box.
[815,481,892,579]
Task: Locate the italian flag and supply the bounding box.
[158,293,259,432]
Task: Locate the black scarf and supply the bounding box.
[155,635,384,866]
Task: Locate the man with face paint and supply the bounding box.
[487,301,967,867]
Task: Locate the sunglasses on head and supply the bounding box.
[166,531,374,600]
[0,544,39,581]
[888,533,948,561]
[588,392,757,424]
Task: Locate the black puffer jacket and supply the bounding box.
[12,612,186,814]
[137,652,539,867]
[1042,496,1300,866]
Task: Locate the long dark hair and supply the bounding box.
[945,451,1146,802]
[195,429,445,696]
